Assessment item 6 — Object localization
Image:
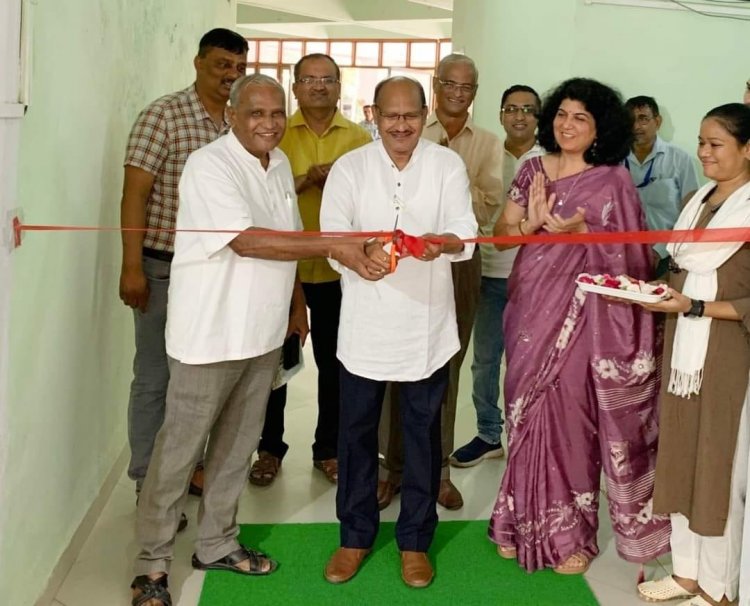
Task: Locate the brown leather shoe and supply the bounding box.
[324,547,370,584]
[400,551,434,588]
[314,458,338,484]
[377,480,399,510]
[437,479,463,510]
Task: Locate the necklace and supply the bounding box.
[552,165,589,210]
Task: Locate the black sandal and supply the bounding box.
[130,574,171,606]
[192,545,278,576]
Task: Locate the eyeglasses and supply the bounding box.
[437,79,476,94]
[376,111,424,122]
[296,76,339,86]
[501,105,537,116]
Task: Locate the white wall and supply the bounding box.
[0,2,236,604]
[0,0,23,593]
[453,0,750,157]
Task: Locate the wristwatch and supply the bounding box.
[684,299,705,318]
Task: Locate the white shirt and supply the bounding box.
[320,139,477,382]
[166,131,300,364]
[481,142,545,278]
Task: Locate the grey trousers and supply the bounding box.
[127,256,171,490]
[378,249,482,482]
[134,348,280,576]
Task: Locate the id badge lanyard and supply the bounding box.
[624,157,656,189]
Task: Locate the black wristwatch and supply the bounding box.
[684,299,705,318]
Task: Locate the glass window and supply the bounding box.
[355,42,379,66]
[281,40,303,64]
[259,66,279,81]
[305,40,328,55]
[246,41,257,63]
[409,42,436,68]
[390,67,433,105]
[281,67,296,115]
[340,67,388,121]
[382,42,407,67]
[439,41,452,60]
[258,40,280,63]
[330,41,353,66]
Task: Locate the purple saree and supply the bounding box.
[489,157,671,572]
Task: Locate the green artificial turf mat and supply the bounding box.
[198,520,599,605]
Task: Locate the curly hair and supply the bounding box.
[537,77,632,166]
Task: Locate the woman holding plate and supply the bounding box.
[636,104,750,606]
[489,77,670,574]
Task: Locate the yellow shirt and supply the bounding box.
[280,110,372,283]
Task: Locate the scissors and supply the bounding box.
[389,213,400,273]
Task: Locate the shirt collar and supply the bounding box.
[227,130,284,171]
[377,138,426,172]
[187,83,229,127]
[289,108,350,135]
[629,135,666,165]
[425,112,474,140]
[504,140,543,161]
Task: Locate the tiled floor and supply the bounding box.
[52,345,670,605]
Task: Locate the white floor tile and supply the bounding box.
[54,341,666,606]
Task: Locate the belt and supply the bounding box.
[142,247,174,262]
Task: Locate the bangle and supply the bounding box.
[518,220,526,236]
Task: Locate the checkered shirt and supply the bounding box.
[124,84,227,252]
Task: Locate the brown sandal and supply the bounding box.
[313,458,338,483]
[248,452,281,487]
[554,552,590,575]
[497,545,517,560]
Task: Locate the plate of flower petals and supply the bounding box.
[575,273,670,303]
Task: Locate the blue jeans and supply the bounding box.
[127,256,171,490]
[469,276,508,445]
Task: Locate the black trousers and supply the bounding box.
[257,280,341,461]
[337,363,447,552]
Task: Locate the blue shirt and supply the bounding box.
[624,136,699,258]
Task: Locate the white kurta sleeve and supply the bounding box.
[320,159,358,275]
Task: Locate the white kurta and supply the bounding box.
[167,131,300,364]
[320,139,477,382]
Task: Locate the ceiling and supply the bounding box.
[236,0,453,40]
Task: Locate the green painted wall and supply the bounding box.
[1,1,235,604]
[453,0,749,160]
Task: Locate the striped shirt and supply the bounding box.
[124,84,227,252]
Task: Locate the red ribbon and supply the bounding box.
[14,222,750,246]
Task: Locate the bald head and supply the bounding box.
[372,77,427,169]
[373,76,426,109]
